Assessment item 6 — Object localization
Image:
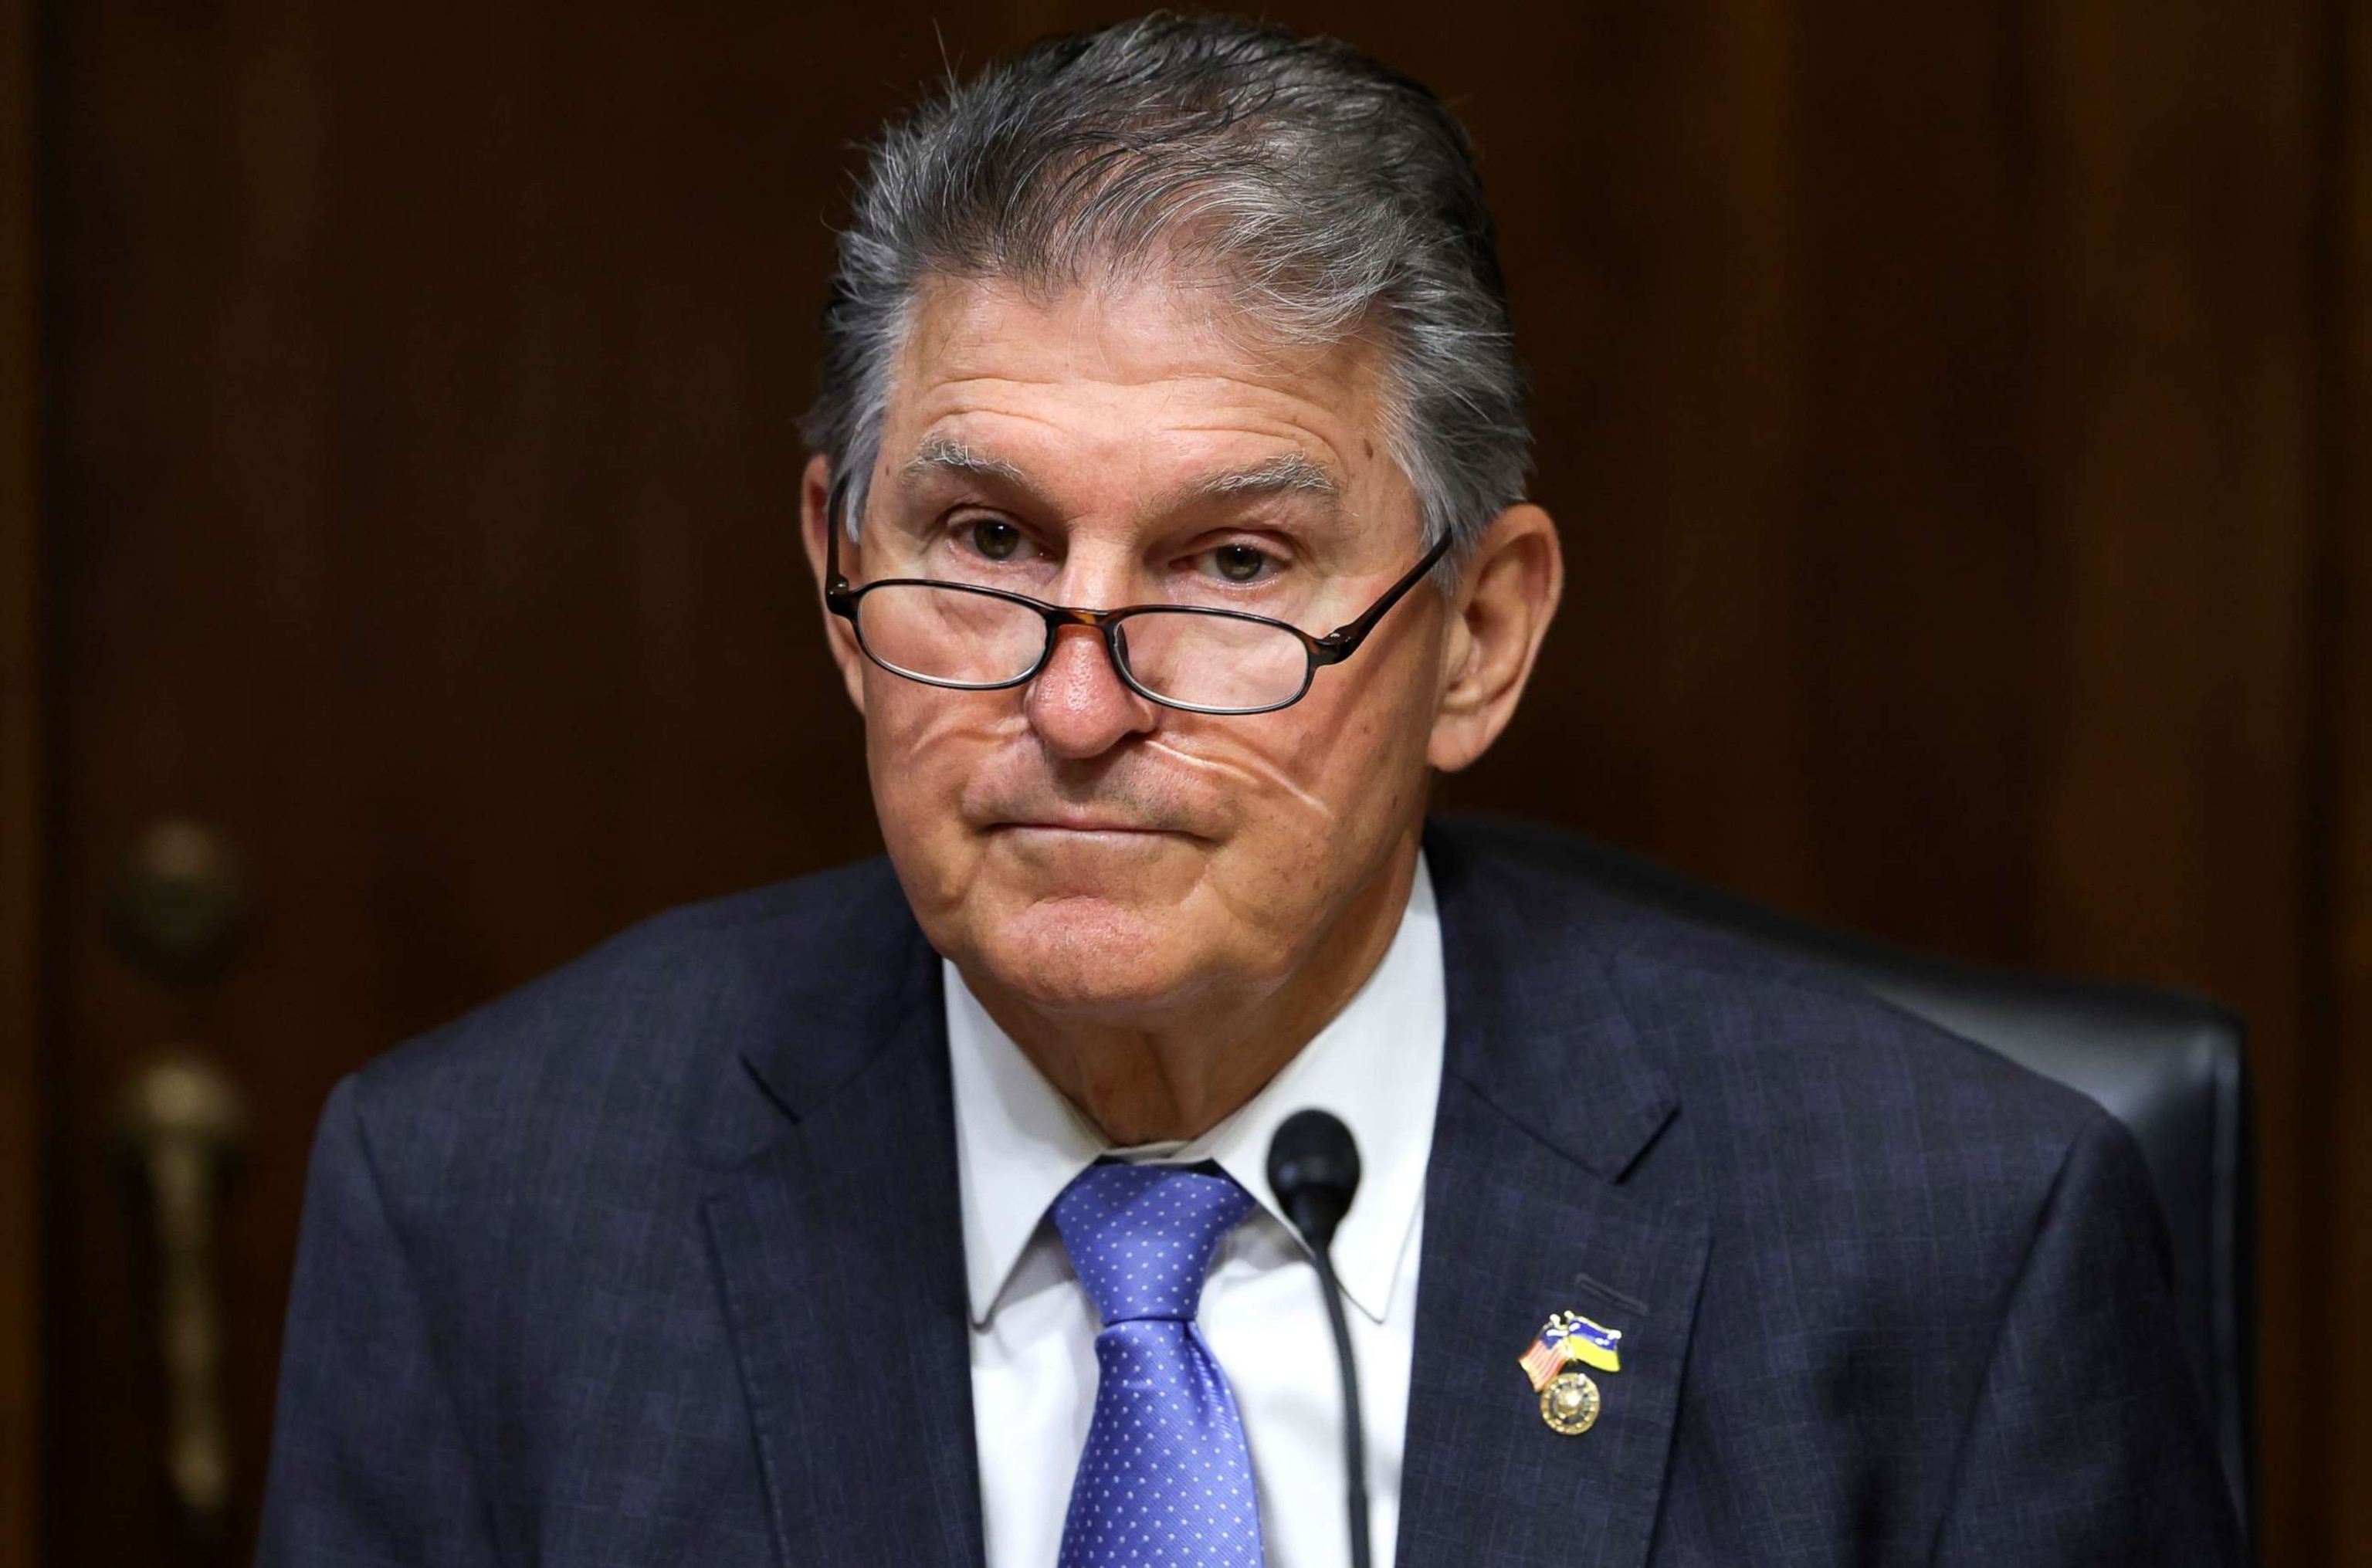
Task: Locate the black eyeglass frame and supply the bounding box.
[822,481,1456,716]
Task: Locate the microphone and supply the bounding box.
[1267,1109,1372,1568]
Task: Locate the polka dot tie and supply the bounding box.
[1051,1162,1268,1568]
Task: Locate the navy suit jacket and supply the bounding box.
[258,821,2243,1566]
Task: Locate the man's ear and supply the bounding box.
[799,452,869,714]
[1427,503,1564,772]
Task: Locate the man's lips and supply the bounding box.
[981,804,1208,839]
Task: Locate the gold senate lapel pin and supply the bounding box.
[1520,1311,1624,1435]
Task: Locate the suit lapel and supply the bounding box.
[700,924,986,1568]
[1397,828,1710,1568]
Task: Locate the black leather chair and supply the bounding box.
[1452,817,2252,1535]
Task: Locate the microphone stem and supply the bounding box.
[1310,1244,1372,1568]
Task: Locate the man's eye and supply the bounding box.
[1209,544,1275,583]
[968,519,1025,561]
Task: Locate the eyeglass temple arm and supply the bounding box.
[822,474,857,608]
[1313,531,1455,661]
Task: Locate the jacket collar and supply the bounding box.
[703,886,988,1568]
[1425,821,1680,1179]
[1393,823,1707,1568]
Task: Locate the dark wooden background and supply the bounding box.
[4,1,2367,1564]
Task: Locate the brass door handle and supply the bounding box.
[120,1054,247,1537]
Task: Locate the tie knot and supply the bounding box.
[1051,1163,1254,1326]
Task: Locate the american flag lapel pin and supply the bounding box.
[1520,1310,1623,1434]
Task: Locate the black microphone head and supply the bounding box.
[1267,1108,1362,1253]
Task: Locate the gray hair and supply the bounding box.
[801,12,1531,569]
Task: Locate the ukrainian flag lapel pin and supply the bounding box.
[1521,1310,1623,1434]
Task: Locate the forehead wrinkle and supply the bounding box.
[902,416,1354,523]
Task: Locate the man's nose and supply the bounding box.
[1025,623,1158,757]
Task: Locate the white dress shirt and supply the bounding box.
[948,853,1445,1568]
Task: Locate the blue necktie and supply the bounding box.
[1052,1162,1267,1568]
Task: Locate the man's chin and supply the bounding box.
[963,896,1230,1020]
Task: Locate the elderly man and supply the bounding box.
[259,15,2240,1568]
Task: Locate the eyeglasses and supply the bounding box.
[823,486,1452,716]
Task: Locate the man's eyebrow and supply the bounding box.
[1189,452,1340,501]
[902,435,1028,486]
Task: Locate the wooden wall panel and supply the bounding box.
[2023,3,2322,1552]
[2322,0,2372,1556]
[0,0,39,1559]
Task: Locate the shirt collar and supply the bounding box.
[946,852,1445,1329]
